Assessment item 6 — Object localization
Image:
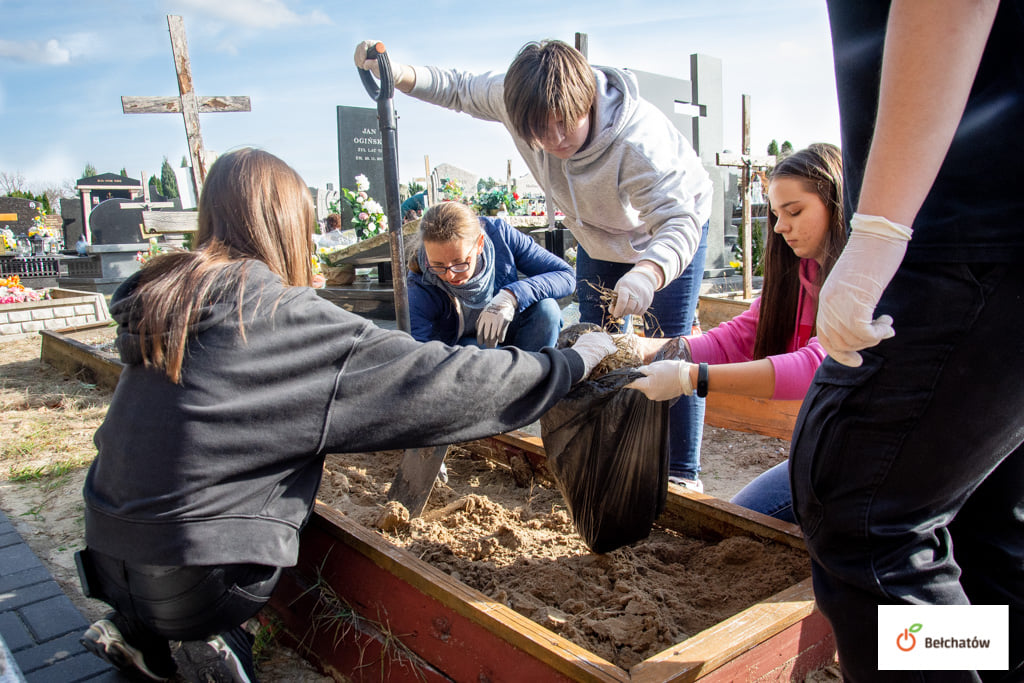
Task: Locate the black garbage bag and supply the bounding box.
[540,367,671,554]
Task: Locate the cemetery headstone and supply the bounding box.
[61,197,84,248]
[76,173,143,241]
[0,196,42,237]
[631,59,729,275]
[88,199,146,247]
[58,198,149,294]
[336,105,386,227]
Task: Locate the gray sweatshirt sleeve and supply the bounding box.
[408,65,510,126]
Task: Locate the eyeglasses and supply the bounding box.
[426,260,472,276]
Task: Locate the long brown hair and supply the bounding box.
[129,148,315,382]
[753,143,845,359]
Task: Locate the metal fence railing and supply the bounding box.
[0,256,67,279]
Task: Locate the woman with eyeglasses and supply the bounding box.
[408,201,574,351]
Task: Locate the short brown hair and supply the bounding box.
[503,40,596,146]
[325,213,342,230]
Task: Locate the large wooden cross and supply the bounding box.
[121,15,250,200]
[716,95,775,299]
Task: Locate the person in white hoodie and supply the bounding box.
[355,38,714,491]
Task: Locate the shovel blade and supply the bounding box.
[387,445,449,517]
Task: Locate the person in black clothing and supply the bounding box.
[790,2,1023,680]
[76,147,616,682]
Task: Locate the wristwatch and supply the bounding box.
[696,362,709,398]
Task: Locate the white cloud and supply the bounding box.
[0,38,72,65]
[172,0,331,29]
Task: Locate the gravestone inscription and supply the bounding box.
[336,105,386,227]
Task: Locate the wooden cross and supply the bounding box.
[716,95,775,299]
[121,15,250,201]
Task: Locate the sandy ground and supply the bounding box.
[318,447,810,670]
[0,332,840,680]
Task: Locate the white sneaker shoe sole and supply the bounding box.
[81,619,171,681]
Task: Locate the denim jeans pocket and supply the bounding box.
[790,354,884,539]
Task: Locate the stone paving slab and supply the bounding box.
[0,509,128,682]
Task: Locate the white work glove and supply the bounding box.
[626,360,696,401]
[353,39,382,74]
[570,331,618,378]
[477,289,517,348]
[610,267,658,319]
[817,213,913,367]
[353,39,411,85]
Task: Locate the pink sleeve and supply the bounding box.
[687,299,760,364]
[767,338,827,400]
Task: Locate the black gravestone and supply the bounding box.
[88,198,145,245]
[0,196,42,236]
[60,197,84,248]
[336,105,387,226]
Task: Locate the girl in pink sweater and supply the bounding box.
[629,144,846,520]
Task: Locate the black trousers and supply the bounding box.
[790,263,1024,682]
[78,547,281,643]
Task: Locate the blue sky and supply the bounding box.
[1,0,839,196]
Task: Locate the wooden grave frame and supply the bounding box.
[40,323,831,682]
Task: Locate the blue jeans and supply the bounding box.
[458,298,563,351]
[790,263,1024,682]
[730,460,794,523]
[575,221,709,480]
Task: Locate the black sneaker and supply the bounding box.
[174,629,255,683]
[81,613,177,681]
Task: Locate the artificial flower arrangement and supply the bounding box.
[315,242,358,286]
[134,237,165,266]
[1,227,18,252]
[339,174,388,241]
[0,275,50,305]
[28,210,61,242]
[473,187,523,216]
[439,177,464,201]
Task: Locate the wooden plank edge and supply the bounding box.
[40,327,123,392]
[658,486,805,549]
[307,503,628,682]
[704,394,801,441]
[629,578,820,682]
[689,607,835,683]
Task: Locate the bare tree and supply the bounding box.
[0,170,27,195]
[39,183,75,211]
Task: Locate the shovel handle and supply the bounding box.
[358,41,393,102]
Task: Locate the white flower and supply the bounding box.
[355,174,369,192]
[364,200,383,214]
[365,221,376,233]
